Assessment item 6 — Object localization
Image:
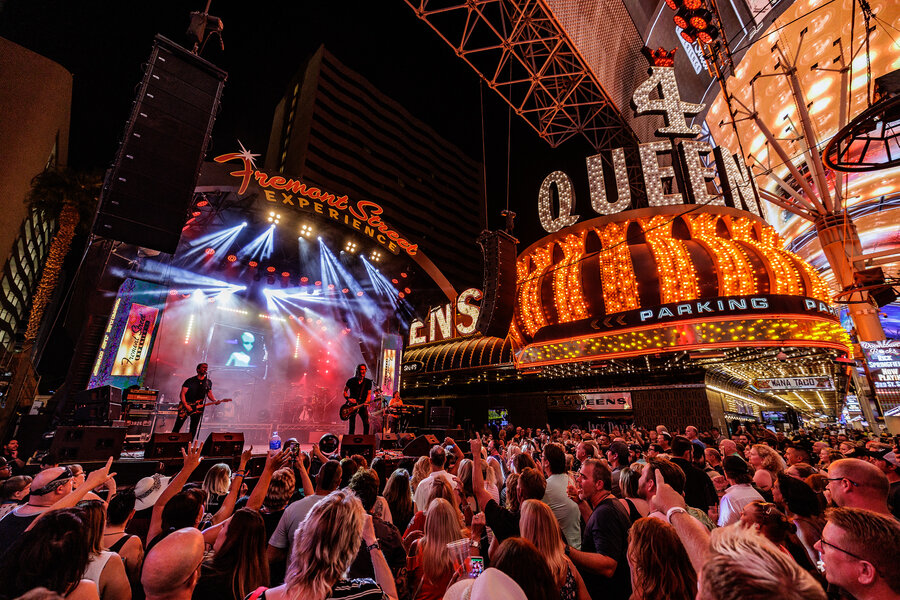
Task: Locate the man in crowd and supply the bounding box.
[719,438,740,458]
[826,458,893,516]
[816,507,900,600]
[718,455,763,527]
[142,527,205,600]
[704,447,724,476]
[669,436,716,513]
[540,442,581,549]
[412,445,450,511]
[268,459,342,561]
[785,444,812,467]
[869,448,900,519]
[567,458,631,600]
[684,425,705,448]
[575,440,597,464]
[606,441,630,497]
[637,456,715,530]
[347,470,406,581]
[1,440,24,475]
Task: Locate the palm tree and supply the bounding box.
[22,168,100,354]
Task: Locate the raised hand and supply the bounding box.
[469,435,482,457]
[181,440,203,471]
[240,445,253,470]
[648,467,687,514]
[264,447,290,472]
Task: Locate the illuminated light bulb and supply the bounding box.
[807,77,833,99]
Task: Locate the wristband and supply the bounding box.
[666,506,687,523]
[233,471,245,478]
[366,541,381,553]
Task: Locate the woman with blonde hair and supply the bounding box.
[627,517,696,600]
[519,500,589,600]
[748,444,785,501]
[406,498,471,600]
[259,490,398,600]
[403,476,464,541]
[202,463,232,514]
[410,456,431,494]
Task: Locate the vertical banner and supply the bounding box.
[378,334,403,397]
[89,278,166,389]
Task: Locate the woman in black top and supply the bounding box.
[193,508,269,600]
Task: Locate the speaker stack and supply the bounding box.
[49,426,126,462]
[402,434,440,458]
[340,434,377,463]
[201,432,244,458]
[93,35,227,254]
[144,432,192,460]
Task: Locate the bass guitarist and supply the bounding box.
[174,363,220,440]
[342,364,372,434]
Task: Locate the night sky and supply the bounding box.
[0,0,604,248]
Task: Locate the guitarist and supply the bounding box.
[174,363,219,440]
[342,364,372,435]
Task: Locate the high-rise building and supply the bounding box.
[264,46,486,290]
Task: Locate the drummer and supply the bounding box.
[386,391,404,433]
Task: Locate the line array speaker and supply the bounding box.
[93,35,227,253]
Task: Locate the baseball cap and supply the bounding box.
[134,473,171,511]
[870,448,899,467]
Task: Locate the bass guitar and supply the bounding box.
[177,398,233,420]
[339,399,376,421]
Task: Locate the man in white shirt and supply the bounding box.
[718,455,763,527]
[540,442,581,549]
[413,445,451,511]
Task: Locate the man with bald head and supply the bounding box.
[719,439,739,458]
[0,457,112,550]
[826,458,893,516]
[142,527,205,600]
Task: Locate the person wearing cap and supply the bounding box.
[826,458,893,516]
[717,455,763,527]
[869,448,900,520]
[443,567,527,600]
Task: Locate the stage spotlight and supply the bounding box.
[315,281,322,286]
[398,292,405,298]
[267,213,281,224]
[226,254,237,262]
[241,222,248,227]
[300,276,308,283]
[356,291,364,296]
[344,240,358,253]
[369,250,382,262]
[169,289,178,296]
[204,247,215,256]
[300,224,314,237]
[404,287,411,294]
[266,266,276,273]
[391,278,399,284]
[400,272,407,278]
[196,199,209,207]
[248,260,258,268]
[192,211,201,217]
[327,283,335,290]
[281,271,290,277]
[342,288,349,294]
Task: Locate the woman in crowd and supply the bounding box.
[260,468,295,539]
[504,473,520,512]
[258,490,397,600]
[103,491,144,591]
[403,477,464,541]
[739,500,817,574]
[818,449,842,472]
[383,469,414,533]
[0,474,31,519]
[511,452,536,474]
[748,444,785,501]
[627,517,696,600]
[773,473,824,564]
[407,498,467,600]
[0,508,99,600]
[202,463,232,515]
[79,500,131,600]
[193,508,269,600]
[339,458,359,488]
[489,537,556,600]
[410,457,431,495]
[519,500,589,600]
[618,465,650,521]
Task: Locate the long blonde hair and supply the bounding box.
[520,499,568,586]
[202,463,232,496]
[419,498,462,583]
[410,456,431,493]
[286,490,365,600]
[752,444,786,474]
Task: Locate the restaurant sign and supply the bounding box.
[753,377,834,392]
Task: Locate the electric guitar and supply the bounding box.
[177,398,233,420]
[339,387,383,421]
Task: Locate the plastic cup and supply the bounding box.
[447,538,470,573]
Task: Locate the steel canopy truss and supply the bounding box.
[403,0,637,151]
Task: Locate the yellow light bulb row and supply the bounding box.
[690,214,757,296]
[554,233,589,323]
[519,245,553,337]
[642,216,701,304]
[597,222,641,313]
[732,218,803,296]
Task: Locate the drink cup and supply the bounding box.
[446,538,470,573]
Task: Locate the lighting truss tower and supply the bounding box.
[402,0,637,151]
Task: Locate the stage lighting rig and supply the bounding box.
[664,0,720,45]
[187,2,224,55]
[345,240,359,253]
[300,223,314,237]
[369,250,382,262]
[267,211,281,224]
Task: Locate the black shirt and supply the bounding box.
[182,376,212,407]
[344,377,372,404]
[580,497,631,600]
[671,457,717,511]
[347,516,405,580]
[483,498,520,543]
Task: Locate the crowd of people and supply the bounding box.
[0,422,897,600]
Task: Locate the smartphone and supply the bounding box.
[467,556,484,578]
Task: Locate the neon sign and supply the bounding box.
[537,55,763,233]
[408,288,482,346]
[214,151,418,257]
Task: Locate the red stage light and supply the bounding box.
[342,288,349,293]
[196,200,209,207]
[248,261,258,268]
[266,266,276,273]
[226,254,237,262]
[689,9,712,29]
[204,248,215,256]
[664,0,681,9]
[300,276,308,283]
[697,25,719,43]
[404,287,411,294]
[327,284,335,290]
[681,26,698,43]
[281,271,290,277]
[169,289,178,296]
[391,278,399,284]
[684,0,701,9]
[192,211,201,217]
[400,272,407,278]
[398,292,405,299]
[356,291,364,296]
[315,281,322,286]
[673,8,689,29]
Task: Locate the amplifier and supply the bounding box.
[124,388,159,402]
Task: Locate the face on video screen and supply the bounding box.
[209,324,266,368]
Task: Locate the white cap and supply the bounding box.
[443,568,527,600]
[134,473,171,511]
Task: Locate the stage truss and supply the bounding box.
[403,0,638,151]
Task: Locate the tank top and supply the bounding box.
[84,550,116,589]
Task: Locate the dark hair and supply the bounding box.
[429,445,446,468]
[348,469,379,512]
[339,458,358,488]
[645,458,686,495]
[383,469,414,532]
[106,490,136,525]
[206,508,269,599]
[316,460,343,492]
[76,499,106,555]
[723,455,753,484]
[513,452,536,473]
[542,443,566,475]
[608,441,631,467]
[649,443,664,454]
[579,441,597,458]
[0,508,92,597]
[692,443,705,462]
[162,488,205,530]
[776,473,822,518]
[40,453,59,468]
[583,458,613,492]
[492,537,555,600]
[517,467,547,501]
[0,475,31,500]
[671,436,693,458]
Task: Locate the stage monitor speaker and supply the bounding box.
[377,433,399,450]
[144,432,192,460]
[93,35,227,253]
[398,433,416,448]
[49,426,126,462]
[430,406,454,429]
[340,434,377,463]
[402,434,440,458]
[201,432,244,457]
